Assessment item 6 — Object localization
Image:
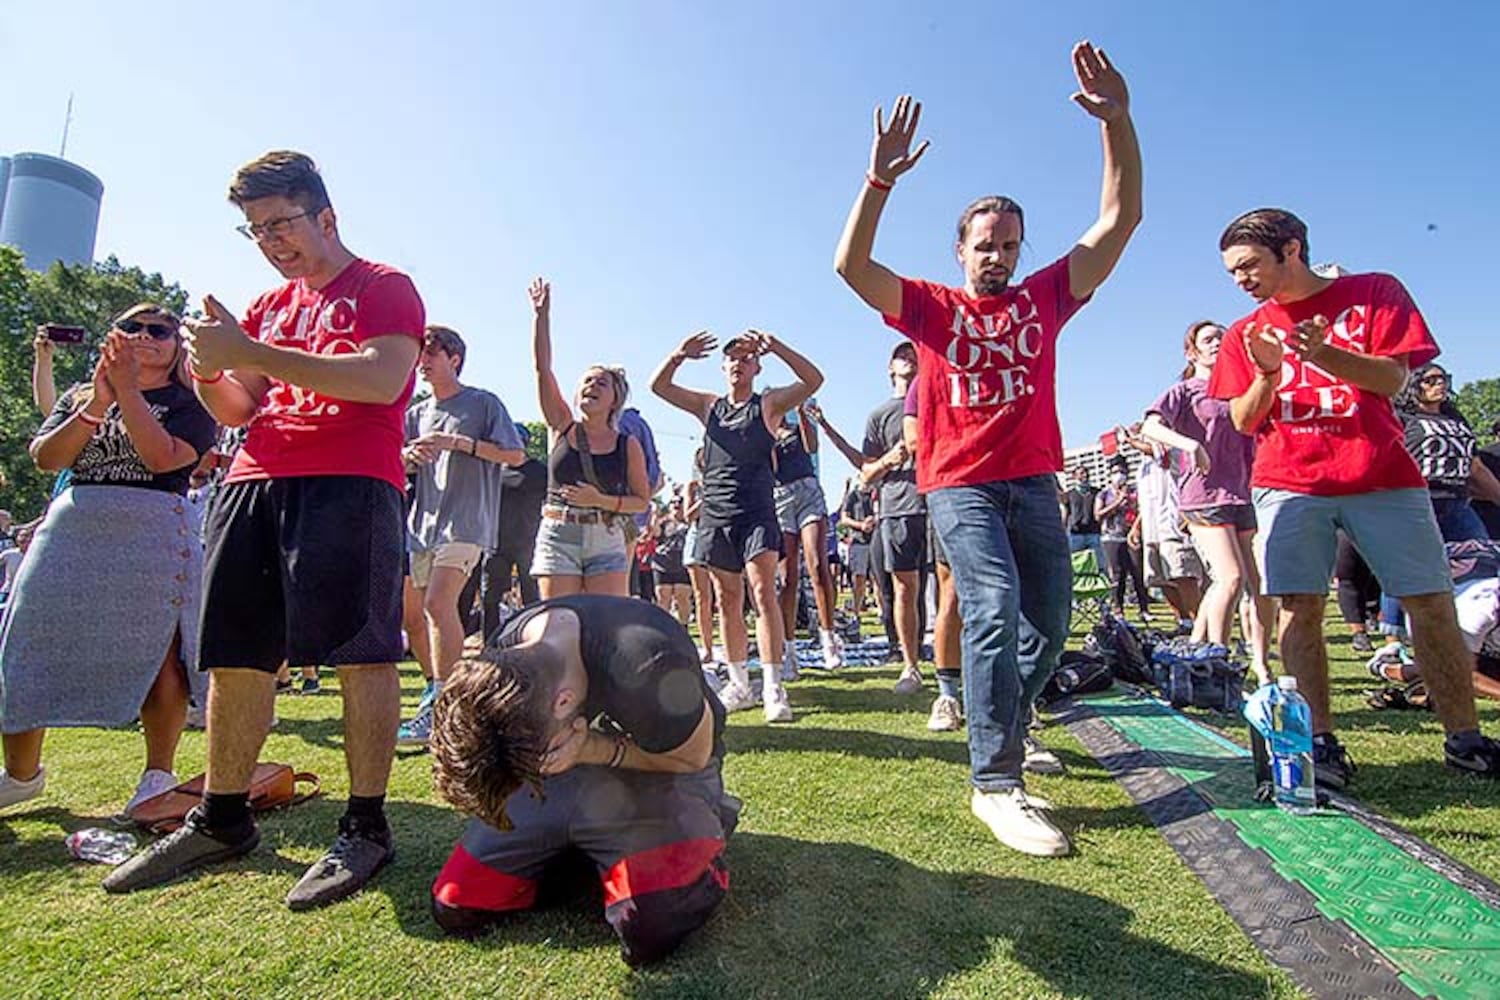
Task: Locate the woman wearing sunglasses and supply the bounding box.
[0,303,218,817]
[529,278,652,598]
[1394,363,1500,542]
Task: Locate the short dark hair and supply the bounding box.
[430,644,562,831]
[1219,208,1309,264]
[228,150,331,215]
[424,325,466,375]
[956,195,1026,244]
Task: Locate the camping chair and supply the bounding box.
[1071,548,1113,630]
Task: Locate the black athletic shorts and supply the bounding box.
[199,476,406,672]
[693,517,781,573]
[880,514,927,574]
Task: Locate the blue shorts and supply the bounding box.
[774,477,828,535]
[531,511,630,578]
[1253,487,1452,599]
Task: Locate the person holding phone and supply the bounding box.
[1,304,217,818]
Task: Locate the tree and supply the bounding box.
[0,248,191,517]
[1455,378,1500,442]
[522,420,549,463]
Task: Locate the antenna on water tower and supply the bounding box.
[59,94,75,159]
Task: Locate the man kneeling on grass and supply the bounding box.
[429,594,738,966]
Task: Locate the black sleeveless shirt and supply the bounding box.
[547,424,628,506]
[700,394,776,527]
[773,426,816,486]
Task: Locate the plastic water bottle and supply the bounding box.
[1268,677,1316,814]
[65,828,137,865]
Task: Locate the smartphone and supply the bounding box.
[43,324,87,345]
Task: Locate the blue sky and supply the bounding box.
[5,1,1497,503]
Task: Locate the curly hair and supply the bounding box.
[1395,362,1468,424]
[430,644,562,831]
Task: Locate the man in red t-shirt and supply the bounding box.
[833,41,1141,858]
[1209,208,1500,782]
[107,151,426,906]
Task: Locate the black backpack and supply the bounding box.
[1039,650,1115,705]
[1083,615,1152,685]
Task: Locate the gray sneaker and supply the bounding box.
[397,700,434,747]
[0,767,46,812]
[103,806,259,893]
[893,666,924,696]
[285,817,394,911]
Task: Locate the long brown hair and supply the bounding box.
[72,302,186,410]
[1181,319,1221,380]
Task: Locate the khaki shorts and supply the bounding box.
[1144,538,1205,588]
[409,542,485,589]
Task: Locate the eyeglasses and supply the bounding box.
[236,209,318,242]
[1418,374,1451,387]
[115,318,177,340]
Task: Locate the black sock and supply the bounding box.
[201,791,252,833]
[344,794,388,832]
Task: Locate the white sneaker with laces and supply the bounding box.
[926,694,963,732]
[781,644,800,682]
[0,767,46,811]
[123,768,178,816]
[1022,736,1066,774]
[717,682,759,714]
[821,631,845,670]
[763,684,794,723]
[893,666,924,696]
[971,787,1071,857]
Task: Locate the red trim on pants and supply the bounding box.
[601,837,727,906]
[433,843,539,912]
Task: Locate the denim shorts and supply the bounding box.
[774,476,827,535]
[531,514,629,578]
[1253,487,1452,598]
[1182,503,1257,532]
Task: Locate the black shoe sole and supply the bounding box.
[102,828,261,894]
[1445,755,1500,777]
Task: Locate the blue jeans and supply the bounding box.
[927,475,1074,790]
[1068,531,1105,571]
[1379,496,1487,635]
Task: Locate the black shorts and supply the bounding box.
[693,518,782,573]
[200,476,406,672]
[880,514,927,573]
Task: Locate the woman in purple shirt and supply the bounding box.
[1141,320,1273,684]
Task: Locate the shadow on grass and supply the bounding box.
[724,723,969,765]
[0,806,116,877]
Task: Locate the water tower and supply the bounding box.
[0,152,104,270]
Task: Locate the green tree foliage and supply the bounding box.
[1455,377,1500,442]
[522,420,549,463]
[0,248,190,518]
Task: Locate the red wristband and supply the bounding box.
[191,370,224,385]
[865,172,894,192]
[77,409,104,426]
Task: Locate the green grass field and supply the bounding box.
[3,609,1497,1000]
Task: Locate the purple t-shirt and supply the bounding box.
[904,383,918,417]
[1147,376,1254,510]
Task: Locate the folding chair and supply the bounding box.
[1071,548,1113,629]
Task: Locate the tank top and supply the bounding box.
[546,423,628,506]
[700,394,776,527]
[773,426,816,486]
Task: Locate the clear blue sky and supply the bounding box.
[5,1,1496,503]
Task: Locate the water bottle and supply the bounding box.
[1268,677,1316,814]
[65,828,138,865]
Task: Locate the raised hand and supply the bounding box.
[743,328,780,356]
[101,331,141,393]
[1287,315,1330,361]
[673,331,717,362]
[88,355,115,411]
[1244,323,1286,375]
[32,326,55,364]
[1070,41,1129,122]
[529,277,551,315]
[870,94,931,185]
[182,295,254,376]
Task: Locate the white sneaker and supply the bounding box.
[893,666,924,695]
[1022,736,1066,774]
[123,768,178,816]
[763,684,794,724]
[781,643,800,682]
[0,767,46,811]
[821,632,845,670]
[717,682,759,714]
[927,695,964,732]
[185,704,206,730]
[971,788,1071,857]
[701,666,725,695]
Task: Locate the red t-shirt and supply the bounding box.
[1206,272,1437,496]
[226,259,425,491]
[884,257,1087,491]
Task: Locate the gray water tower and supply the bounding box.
[0,157,10,233]
[0,153,104,270]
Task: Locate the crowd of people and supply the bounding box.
[2,40,1498,968]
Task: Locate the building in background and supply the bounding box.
[1063,439,1144,487]
[0,152,104,270]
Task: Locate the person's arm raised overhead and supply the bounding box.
[649,332,719,424]
[834,95,930,318]
[529,278,576,433]
[756,331,824,424]
[806,400,867,471]
[1065,41,1143,302]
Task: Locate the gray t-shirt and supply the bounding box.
[405,386,523,551]
[863,395,922,518]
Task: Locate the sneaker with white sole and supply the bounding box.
[893,666,924,696]
[971,787,1071,857]
[763,685,794,724]
[927,695,963,732]
[781,643,800,682]
[717,682,759,714]
[0,767,46,811]
[123,769,178,817]
[397,699,434,747]
[185,704,206,730]
[821,633,845,670]
[1022,736,1065,775]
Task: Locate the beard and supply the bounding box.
[974,271,1010,296]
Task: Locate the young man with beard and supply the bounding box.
[834,41,1141,856]
[107,151,426,907]
[397,326,526,748]
[1209,207,1500,783]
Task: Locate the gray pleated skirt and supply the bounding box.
[0,485,205,732]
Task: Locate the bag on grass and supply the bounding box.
[1149,639,1246,714]
[128,763,321,834]
[1083,615,1152,685]
[1039,650,1115,705]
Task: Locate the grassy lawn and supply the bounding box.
[6,605,1493,999]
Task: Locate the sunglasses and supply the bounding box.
[116,319,178,340]
[1418,374,1450,386]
